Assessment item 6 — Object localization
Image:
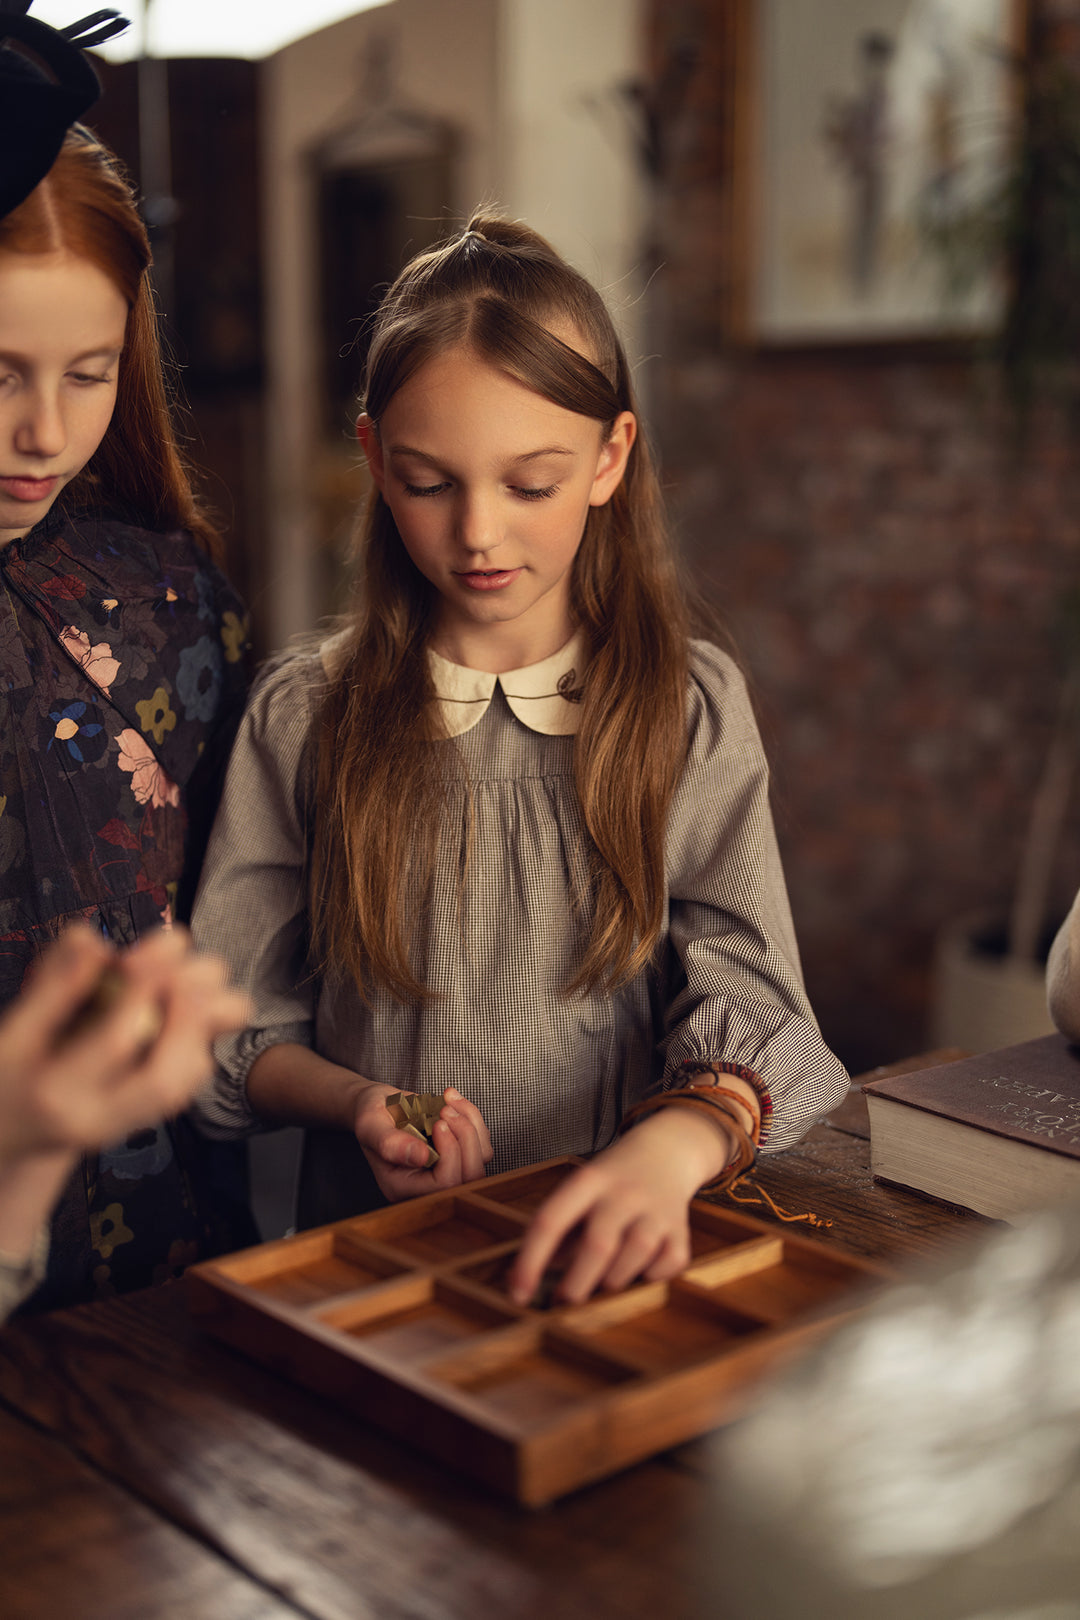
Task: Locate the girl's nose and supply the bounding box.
[15,390,66,459]
[457,492,504,556]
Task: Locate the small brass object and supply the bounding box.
[385,1091,445,1165]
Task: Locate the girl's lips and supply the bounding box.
[455,568,522,591]
[0,475,59,502]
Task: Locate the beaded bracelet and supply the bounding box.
[619,1085,759,1195]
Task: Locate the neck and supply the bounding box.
[429,589,576,673]
[430,621,575,674]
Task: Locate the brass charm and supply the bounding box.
[385,1091,445,1164]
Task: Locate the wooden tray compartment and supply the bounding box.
[341,1193,525,1263]
[554,1281,764,1373]
[211,1224,409,1307]
[318,1273,521,1359]
[188,1157,887,1505]
[433,1329,639,1426]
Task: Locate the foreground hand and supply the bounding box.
[352,1082,493,1202]
[507,1108,733,1306]
[0,923,251,1166]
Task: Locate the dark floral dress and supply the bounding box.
[0,510,256,1310]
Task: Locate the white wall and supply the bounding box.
[497,0,647,355]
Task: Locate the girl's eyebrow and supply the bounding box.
[388,444,576,464]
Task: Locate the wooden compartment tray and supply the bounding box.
[187,1157,887,1505]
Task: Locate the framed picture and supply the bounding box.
[730,0,1027,343]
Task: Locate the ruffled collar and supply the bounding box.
[428,633,586,737]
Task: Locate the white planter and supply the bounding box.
[931,909,1057,1054]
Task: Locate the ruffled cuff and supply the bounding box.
[674,1059,775,1149]
[664,1018,849,1154]
[192,1020,313,1139]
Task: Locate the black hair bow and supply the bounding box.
[0,1,130,219]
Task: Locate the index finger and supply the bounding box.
[506,1168,600,1306]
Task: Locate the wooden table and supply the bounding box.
[0,1082,988,1620]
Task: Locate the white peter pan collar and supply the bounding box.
[428,633,586,737]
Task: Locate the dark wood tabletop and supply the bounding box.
[0,1069,990,1620]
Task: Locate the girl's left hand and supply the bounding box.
[352,1083,494,1202]
[506,1107,734,1306]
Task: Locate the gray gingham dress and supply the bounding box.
[191,635,848,1172]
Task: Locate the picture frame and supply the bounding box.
[729,0,1028,345]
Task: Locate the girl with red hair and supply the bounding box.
[0,6,254,1308]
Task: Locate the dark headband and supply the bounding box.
[0,2,128,219]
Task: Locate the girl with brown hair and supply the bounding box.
[0,5,254,1308]
[194,212,848,1303]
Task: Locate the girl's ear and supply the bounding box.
[356,413,386,493]
[588,411,637,508]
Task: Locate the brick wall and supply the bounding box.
[647,2,1080,1070]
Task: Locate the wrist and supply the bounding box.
[675,1060,772,1147]
[620,1073,762,1196]
[0,1148,76,1260]
[247,1043,377,1133]
[628,1108,734,1193]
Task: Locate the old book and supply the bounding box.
[862,1034,1080,1220]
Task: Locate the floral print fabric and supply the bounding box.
[0,512,252,1308]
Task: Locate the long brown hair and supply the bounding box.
[313,210,689,1001]
[0,127,219,554]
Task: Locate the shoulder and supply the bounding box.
[69,514,202,568]
[243,640,330,749]
[685,639,761,755]
[62,516,242,616]
[217,644,329,823]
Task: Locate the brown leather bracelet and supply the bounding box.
[619,1086,758,1194]
[677,1060,773,1146]
[682,1081,761,1142]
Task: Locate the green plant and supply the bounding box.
[923,34,1080,429]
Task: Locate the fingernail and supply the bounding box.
[441,1107,458,1119]
[445,1086,463,1101]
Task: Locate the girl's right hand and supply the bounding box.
[352,1082,493,1202]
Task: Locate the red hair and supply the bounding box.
[0,128,219,554]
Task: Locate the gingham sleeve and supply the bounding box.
[660,642,849,1151]
[190,650,324,1138]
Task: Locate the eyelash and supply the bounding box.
[402,482,560,502]
[403,482,450,498]
[516,484,559,502]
